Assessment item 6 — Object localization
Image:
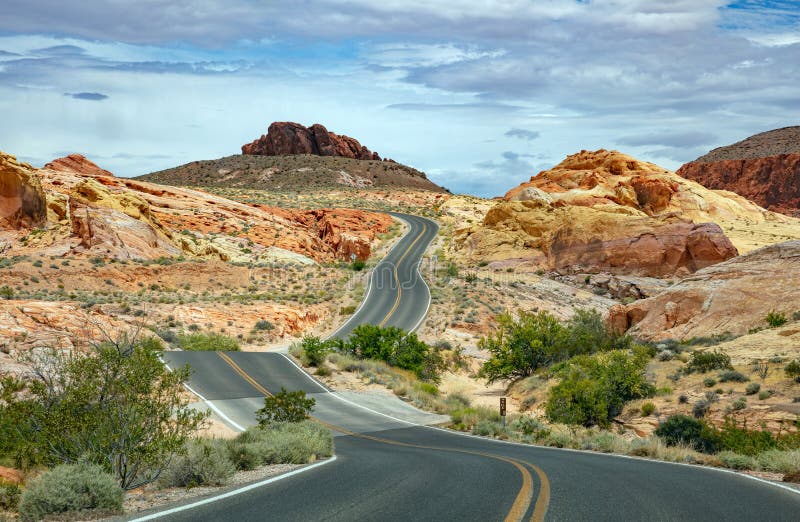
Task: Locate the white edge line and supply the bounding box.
[409,219,437,333]
[159,356,247,433]
[128,456,338,522]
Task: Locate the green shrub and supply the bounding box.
[351,259,366,271]
[253,320,274,331]
[159,438,235,488]
[300,336,332,367]
[256,388,315,426]
[340,305,357,315]
[765,311,788,328]
[717,451,758,470]
[686,350,732,373]
[478,309,631,384]
[758,449,800,473]
[641,402,656,416]
[0,480,21,511]
[546,350,655,427]
[512,416,551,439]
[0,337,206,489]
[745,382,761,395]
[785,360,800,382]
[178,333,240,351]
[655,415,719,453]
[703,377,717,388]
[19,463,123,521]
[335,325,442,382]
[0,286,13,300]
[230,423,333,466]
[473,419,505,437]
[718,370,749,383]
[731,397,747,411]
[757,390,773,400]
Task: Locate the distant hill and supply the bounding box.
[677,126,800,216]
[137,154,448,192]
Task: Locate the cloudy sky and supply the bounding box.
[0,1,797,196]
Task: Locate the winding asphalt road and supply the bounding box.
[143,213,800,521]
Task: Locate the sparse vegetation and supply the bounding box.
[18,463,123,521]
[178,332,241,351]
[685,350,733,374]
[765,310,788,328]
[785,360,800,383]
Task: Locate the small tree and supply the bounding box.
[0,333,207,489]
[300,336,332,367]
[256,388,315,426]
[478,311,566,384]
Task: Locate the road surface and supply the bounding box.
[144,213,800,521]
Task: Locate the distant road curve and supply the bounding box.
[144,213,800,522]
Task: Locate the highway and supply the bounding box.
[144,213,800,521]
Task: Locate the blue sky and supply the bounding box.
[0,1,797,196]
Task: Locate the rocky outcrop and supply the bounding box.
[0,152,47,229]
[453,150,770,277]
[1,150,392,263]
[677,127,800,217]
[45,153,113,178]
[608,240,800,340]
[242,121,381,160]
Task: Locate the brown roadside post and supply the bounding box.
[500,397,506,429]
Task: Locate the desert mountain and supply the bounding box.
[677,126,800,217]
[242,121,382,160]
[0,151,391,264]
[138,153,446,193]
[451,149,797,277]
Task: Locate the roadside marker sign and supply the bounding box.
[500,397,506,416]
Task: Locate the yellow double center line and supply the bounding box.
[216,352,550,521]
[378,221,428,327]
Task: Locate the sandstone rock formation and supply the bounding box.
[608,240,800,340]
[242,121,381,160]
[452,149,795,277]
[44,153,114,177]
[677,127,800,217]
[0,151,392,263]
[0,152,47,229]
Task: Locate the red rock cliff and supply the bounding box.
[676,127,800,217]
[242,122,381,160]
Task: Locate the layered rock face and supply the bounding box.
[608,240,800,340]
[242,121,381,160]
[0,152,47,229]
[0,151,392,263]
[453,149,794,277]
[677,127,800,217]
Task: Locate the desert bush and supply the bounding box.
[0,480,21,511]
[0,286,13,300]
[18,463,123,521]
[512,416,551,439]
[731,397,747,411]
[334,325,442,382]
[703,377,717,388]
[655,415,719,453]
[178,332,240,351]
[253,320,274,331]
[686,350,732,373]
[0,336,206,489]
[351,259,366,271]
[757,390,773,400]
[300,336,332,367]
[785,360,800,382]
[765,311,788,328]
[716,451,758,470]
[545,350,655,427]
[478,309,631,384]
[580,431,629,453]
[256,388,315,426]
[473,419,505,437]
[641,402,656,416]
[450,406,500,432]
[745,382,761,395]
[758,449,800,473]
[718,370,748,383]
[158,438,235,488]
